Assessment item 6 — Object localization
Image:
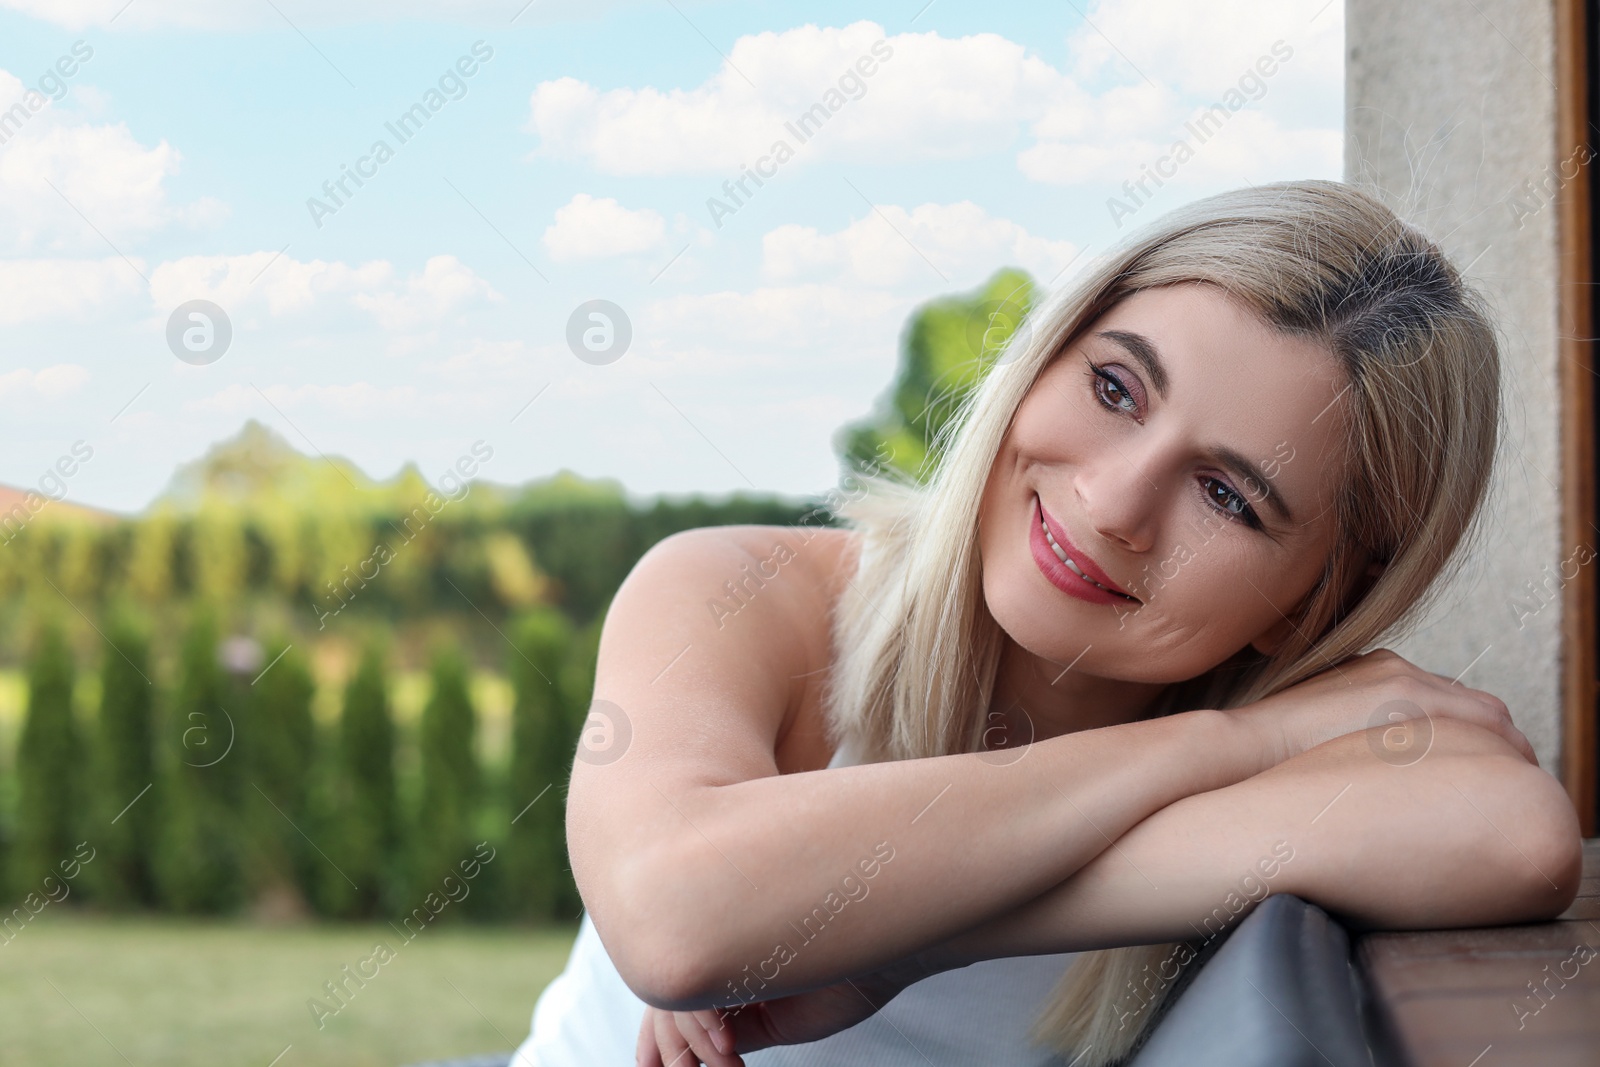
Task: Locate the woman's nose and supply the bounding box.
[1074,450,1161,554]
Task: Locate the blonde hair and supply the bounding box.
[822,180,1502,1064]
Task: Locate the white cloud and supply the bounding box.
[1019,110,1342,187]
[763,202,1078,288]
[0,363,90,398]
[33,363,91,394]
[644,283,907,352]
[0,0,634,29]
[0,258,143,324]
[350,255,503,331]
[150,253,384,317]
[0,120,178,247]
[431,338,538,379]
[1064,0,1341,103]
[148,252,499,330]
[525,21,1065,174]
[1,0,226,28]
[1021,0,1342,188]
[521,3,1340,189]
[191,381,423,417]
[0,68,223,251]
[542,194,666,261]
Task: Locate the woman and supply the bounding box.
[512,180,1582,1067]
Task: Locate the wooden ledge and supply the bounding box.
[1358,838,1600,1067]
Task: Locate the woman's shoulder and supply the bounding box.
[638,523,863,599]
[608,524,864,770]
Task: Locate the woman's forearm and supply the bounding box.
[599,707,1272,1010]
[910,759,1306,977]
[909,720,1582,980]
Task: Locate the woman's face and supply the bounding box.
[978,281,1353,684]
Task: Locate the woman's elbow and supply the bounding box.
[1384,718,1585,925]
[591,889,719,1009]
[583,842,728,1010]
[1432,754,1586,928]
[610,933,712,1011]
[1291,726,1585,933]
[1493,761,1584,923]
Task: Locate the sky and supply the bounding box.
[0,0,1343,513]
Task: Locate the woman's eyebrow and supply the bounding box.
[1094,329,1171,399]
[1093,327,1293,523]
[1212,445,1293,523]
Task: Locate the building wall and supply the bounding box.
[1345,0,1567,769]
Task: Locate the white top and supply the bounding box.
[510,736,1085,1066]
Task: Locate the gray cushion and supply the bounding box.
[1127,894,1381,1067]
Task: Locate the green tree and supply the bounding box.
[93,612,158,908]
[154,610,244,913]
[321,638,398,917]
[123,507,177,603]
[413,643,477,914]
[560,614,604,714]
[192,506,247,602]
[838,268,1038,482]
[16,618,81,895]
[505,607,578,922]
[244,636,315,914]
[55,522,102,602]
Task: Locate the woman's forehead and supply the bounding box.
[1088,284,1345,416]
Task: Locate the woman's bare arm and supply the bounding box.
[908,717,1583,979]
[568,526,1276,1010]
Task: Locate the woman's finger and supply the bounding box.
[636,1008,665,1067]
[674,1009,744,1067]
[692,1009,734,1057]
[654,1008,696,1067]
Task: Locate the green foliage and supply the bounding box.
[839,268,1038,482]
[318,638,398,918]
[509,487,815,624]
[560,615,604,713]
[505,607,579,923]
[122,506,177,603]
[243,636,315,913]
[163,419,375,511]
[192,507,248,602]
[15,618,80,896]
[92,611,158,908]
[0,424,822,632]
[154,611,244,913]
[413,643,477,914]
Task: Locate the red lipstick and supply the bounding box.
[1029,494,1139,605]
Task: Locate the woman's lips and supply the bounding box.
[1030,495,1140,605]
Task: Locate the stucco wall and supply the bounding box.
[1345,0,1565,769]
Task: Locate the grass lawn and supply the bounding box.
[0,912,579,1067]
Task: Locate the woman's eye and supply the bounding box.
[1090,365,1138,416]
[1201,476,1260,527]
[1083,361,1262,532]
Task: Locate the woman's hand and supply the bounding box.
[636,1004,743,1067]
[634,965,921,1066]
[1222,648,1536,769]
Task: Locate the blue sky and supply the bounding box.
[0,0,1343,512]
